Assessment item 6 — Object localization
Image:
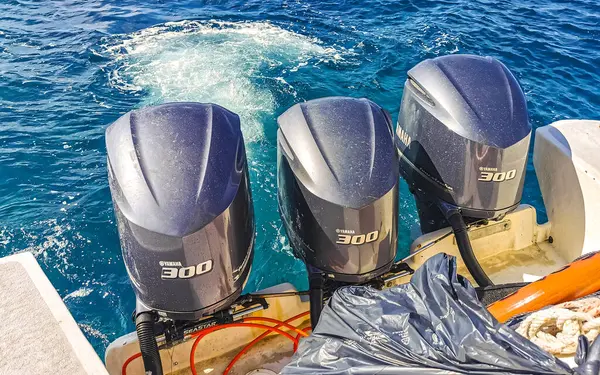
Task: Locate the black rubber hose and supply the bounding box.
[308,272,324,330]
[135,312,163,375]
[444,208,494,287]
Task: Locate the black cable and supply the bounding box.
[441,204,493,287]
[135,311,163,375]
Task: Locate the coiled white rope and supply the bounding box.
[517,297,600,355]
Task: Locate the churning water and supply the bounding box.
[0,0,599,356]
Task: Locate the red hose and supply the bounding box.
[293,327,313,352]
[242,316,309,338]
[190,322,298,375]
[224,311,310,375]
[122,312,311,375]
[121,352,142,375]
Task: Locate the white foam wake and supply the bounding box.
[102,20,350,142]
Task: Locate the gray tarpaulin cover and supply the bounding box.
[282,253,600,374]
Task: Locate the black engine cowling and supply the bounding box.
[396,54,531,232]
[395,54,531,287]
[106,102,254,320]
[277,97,399,283]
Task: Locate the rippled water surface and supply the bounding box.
[1,0,599,356]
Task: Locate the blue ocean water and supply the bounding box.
[0,0,599,357]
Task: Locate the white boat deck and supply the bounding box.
[0,252,108,375]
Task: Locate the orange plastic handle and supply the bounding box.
[488,251,600,323]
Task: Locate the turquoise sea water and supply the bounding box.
[1,0,599,356]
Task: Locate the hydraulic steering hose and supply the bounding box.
[135,311,163,375]
[442,204,494,287]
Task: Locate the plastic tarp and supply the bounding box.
[282,253,600,374]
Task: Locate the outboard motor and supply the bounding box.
[395,54,531,286]
[277,97,399,327]
[106,103,254,374]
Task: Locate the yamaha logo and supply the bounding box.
[396,125,412,147]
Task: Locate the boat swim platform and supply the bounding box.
[0,252,108,375]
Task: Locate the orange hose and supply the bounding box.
[224,311,310,375]
[488,251,600,322]
[190,322,298,375]
[242,316,309,337]
[121,352,142,375]
[293,327,312,352]
[122,312,311,375]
